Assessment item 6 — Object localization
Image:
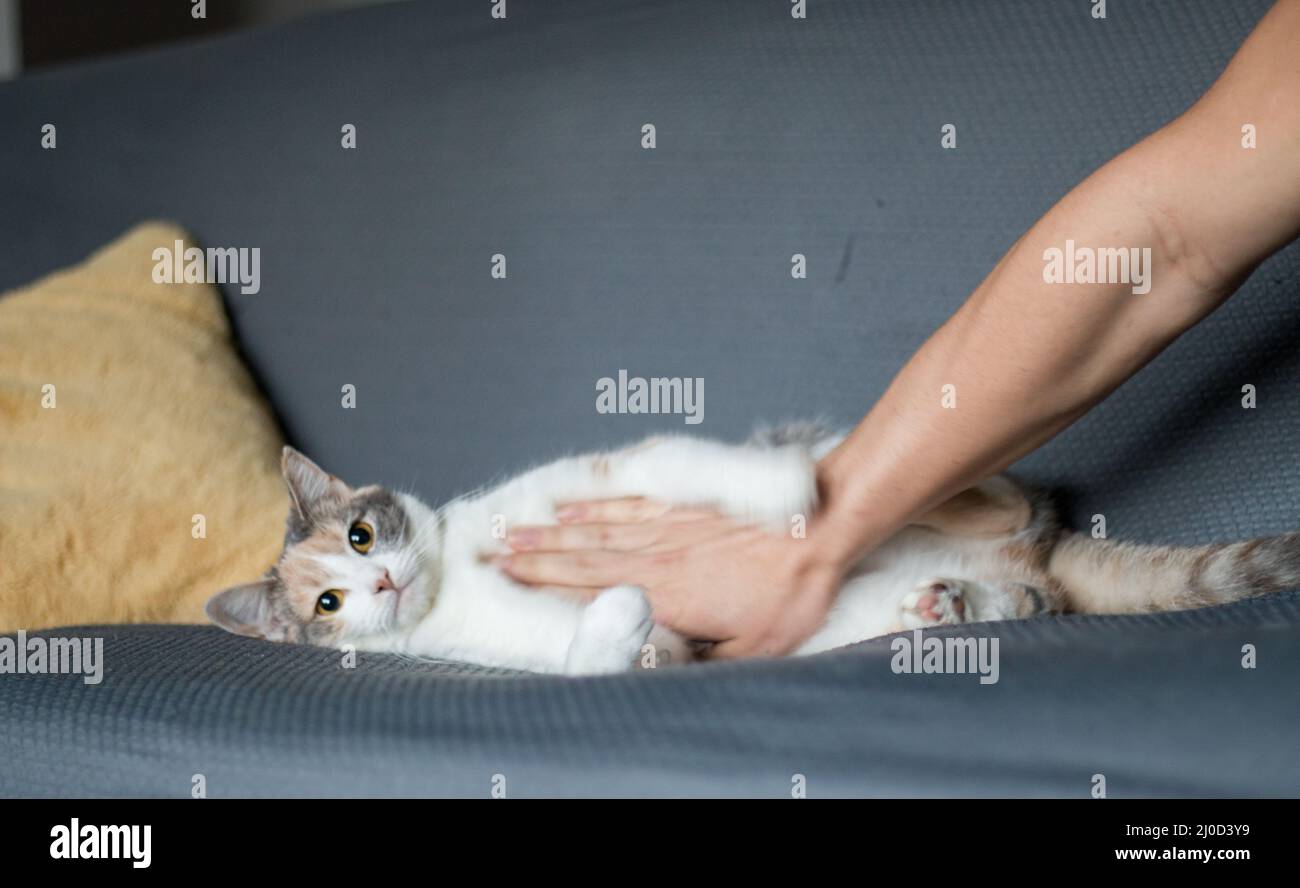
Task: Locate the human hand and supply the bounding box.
[497,498,845,658]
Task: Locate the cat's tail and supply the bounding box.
[1047,530,1300,614]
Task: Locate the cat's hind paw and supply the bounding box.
[901,579,968,628]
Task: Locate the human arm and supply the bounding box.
[501,0,1300,657]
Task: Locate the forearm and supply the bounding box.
[806,0,1300,573]
[809,207,1208,567]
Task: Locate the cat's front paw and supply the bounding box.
[901,579,968,628]
[563,585,654,675]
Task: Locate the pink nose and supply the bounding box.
[375,571,396,593]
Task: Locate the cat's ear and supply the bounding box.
[281,446,350,537]
[205,578,290,641]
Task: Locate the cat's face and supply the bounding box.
[206,448,440,647]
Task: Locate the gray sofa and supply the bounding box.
[2,0,1297,797]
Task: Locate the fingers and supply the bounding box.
[554,497,718,525]
[554,497,662,524]
[508,516,733,553]
[506,522,662,553]
[497,549,633,589]
[536,584,607,600]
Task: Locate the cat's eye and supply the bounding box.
[348,521,374,554]
[316,590,344,615]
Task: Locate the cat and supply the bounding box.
[206,424,1300,674]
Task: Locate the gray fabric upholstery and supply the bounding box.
[5,594,1299,798]
[1,0,1297,796]
[2,0,1293,546]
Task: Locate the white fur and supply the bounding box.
[345,433,1027,674]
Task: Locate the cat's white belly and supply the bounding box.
[398,437,815,672]
[797,530,1010,654]
[399,486,596,672]
[395,434,1021,673]
[402,513,1013,672]
[403,563,586,672]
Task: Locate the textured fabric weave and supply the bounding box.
[3,593,1297,798]
[0,0,1291,547]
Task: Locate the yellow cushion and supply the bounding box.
[0,222,286,631]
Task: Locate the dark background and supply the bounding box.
[5,0,380,76]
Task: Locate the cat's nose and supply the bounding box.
[375,570,396,593]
